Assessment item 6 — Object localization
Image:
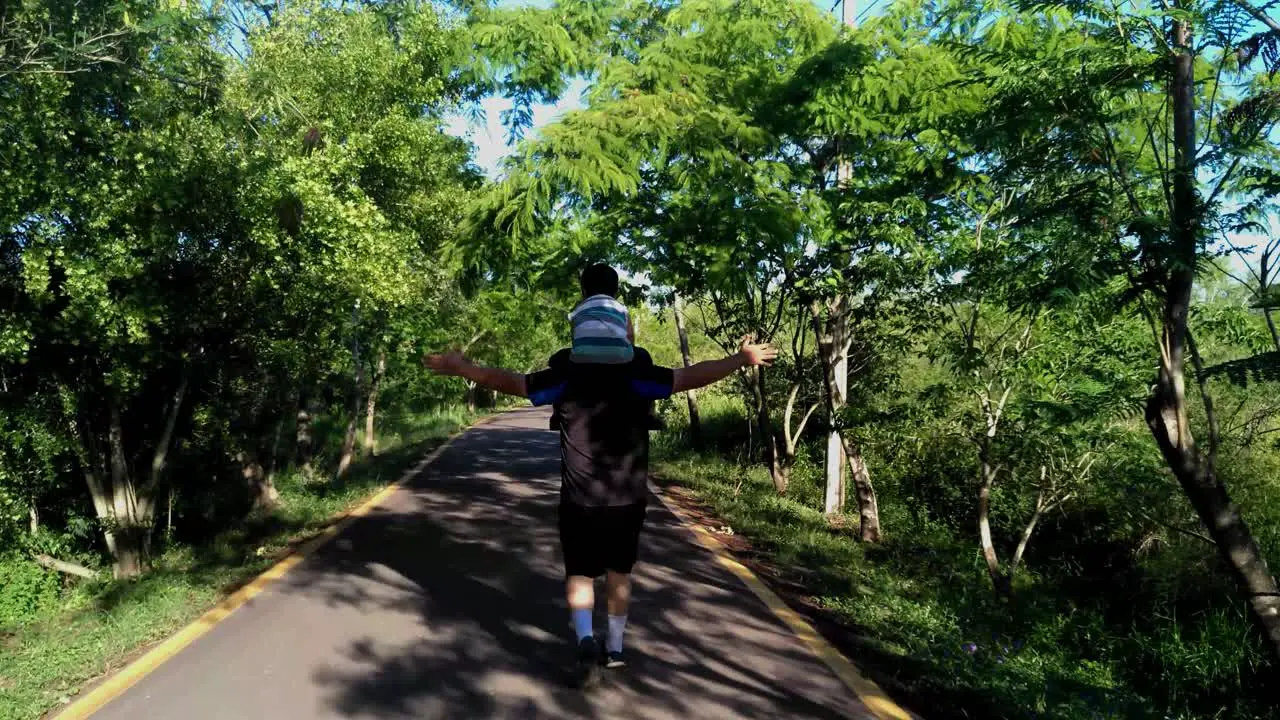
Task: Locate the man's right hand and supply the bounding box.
[672,336,779,394]
[738,337,779,367]
[423,350,471,376]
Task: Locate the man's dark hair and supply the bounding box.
[580,264,620,298]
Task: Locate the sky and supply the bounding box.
[443,77,590,177]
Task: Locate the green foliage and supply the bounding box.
[6,0,1280,716]
[657,395,1275,719]
[0,557,61,627]
[460,0,1280,710]
[0,405,476,720]
[0,0,563,571]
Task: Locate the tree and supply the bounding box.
[967,0,1280,656]
[671,293,703,447]
[463,0,837,492]
[0,0,131,79]
[1,0,480,575]
[0,2,237,576]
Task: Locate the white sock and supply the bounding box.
[572,608,594,641]
[607,614,627,653]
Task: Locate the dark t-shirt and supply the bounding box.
[526,354,675,507]
[547,347,662,430]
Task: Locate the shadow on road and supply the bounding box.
[275,413,863,719]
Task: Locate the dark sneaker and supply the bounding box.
[572,636,602,689]
[604,650,627,669]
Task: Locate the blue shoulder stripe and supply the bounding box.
[529,382,567,407]
[630,378,672,400]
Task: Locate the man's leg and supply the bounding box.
[605,571,631,661]
[566,575,596,642]
[606,571,631,614]
[567,573,601,688]
[601,502,646,667]
[560,501,603,688]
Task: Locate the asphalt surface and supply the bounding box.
[86,409,877,719]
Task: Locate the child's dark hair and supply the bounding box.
[580,263,619,298]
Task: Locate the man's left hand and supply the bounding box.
[738,337,779,367]
[423,350,470,376]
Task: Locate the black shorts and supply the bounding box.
[558,500,647,578]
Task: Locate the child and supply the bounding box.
[567,292,635,365]
[549,265,664,430]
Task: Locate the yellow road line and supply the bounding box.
[653,487,916,720]
[54,413,503,720]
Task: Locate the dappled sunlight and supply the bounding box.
[262,409,873,719]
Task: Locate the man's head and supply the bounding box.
[580,264,620,299]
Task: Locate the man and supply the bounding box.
[424,274,777,689]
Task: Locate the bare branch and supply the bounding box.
[1096,116,1149,218]
[1228,0,1280,35]
[1198,49,1231,158]
[1136,506,1216,545]
[796,402,820,445]
[34,554,99,579]
[1208,252,1259,289]
[1207,154,1246,208]
[1186,328,1221,467]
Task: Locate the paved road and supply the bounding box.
[87,409,876,719]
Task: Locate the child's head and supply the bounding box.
[570,264,633,364]
[580,263,619,299]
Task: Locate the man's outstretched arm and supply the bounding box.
[423,351,528,398]
[672,338,778,393]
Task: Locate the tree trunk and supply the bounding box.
[844,440,881,542]
[782,383,819,463]
[263,406,286,499]
[673,295,702,448]
[811,300,858,518]
[363,351,385,456]
[296,395,314,477]
[825,330,848,515]
[111,531,147,578]
[148,370,188,491]
[78,425,115,556]
[1149,317,1280,652]
[751,365,785,493]
[29,504,38,534]
[1010,490,1046,579]
[77,370,190,577]
[242,449,277,509]
[1145,16,1280,660]
[106,401,151,578]
[336,412,359,480]
[977,454,1010,597]
[1265,307,1280,353]
[464,380,478,412]
[336,353,364,479]
[824,428,847,514]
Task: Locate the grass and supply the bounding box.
[0,406,480,720]
[652,393,1275,719]
[650,402,1155,720]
